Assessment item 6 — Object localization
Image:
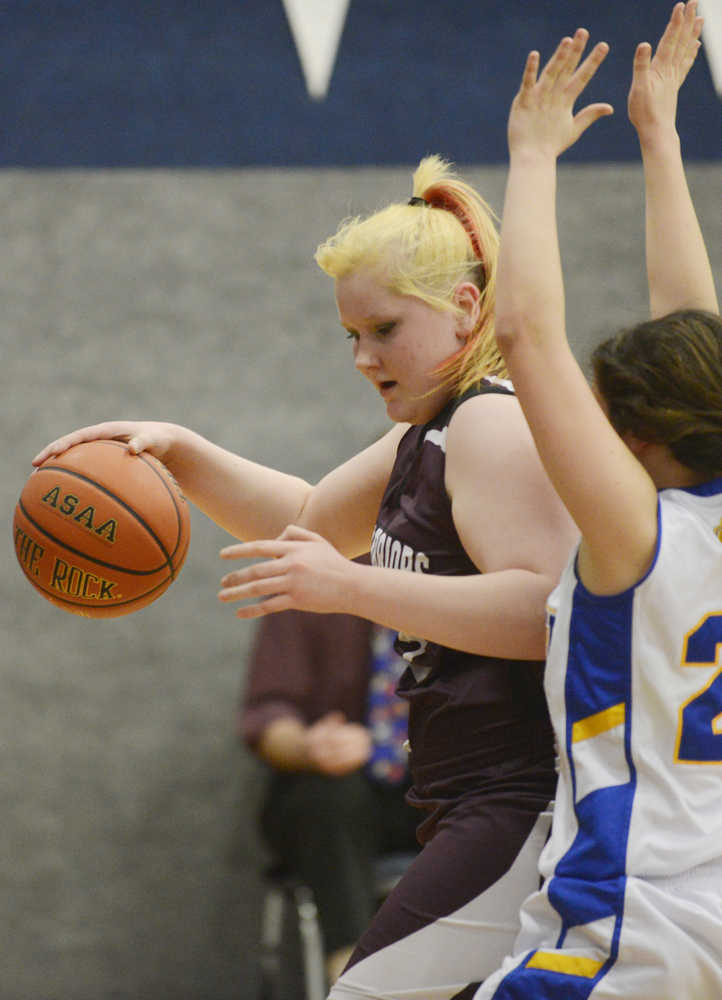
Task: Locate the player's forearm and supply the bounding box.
[640,129,718,317]
[163,426,312,541]
[495,153,566,355]
[343,562,555,660]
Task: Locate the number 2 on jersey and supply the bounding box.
[676,612,722,764]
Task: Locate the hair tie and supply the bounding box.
[410,189,485,272]
[422,188,484,263]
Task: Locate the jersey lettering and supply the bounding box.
[675,611,722,764]
[371,527,431,669]
[370,526,429,573]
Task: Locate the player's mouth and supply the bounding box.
[378,380,397,397]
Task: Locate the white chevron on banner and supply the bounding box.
[699,0,722,98]
[282,0,351,100]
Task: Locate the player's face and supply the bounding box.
[335,270,468,425]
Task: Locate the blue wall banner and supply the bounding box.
[0,0,719,166]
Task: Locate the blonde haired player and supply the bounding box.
[34,150,577,995]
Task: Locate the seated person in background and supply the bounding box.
[239,604,420,986]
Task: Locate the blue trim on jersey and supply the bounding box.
[489,962,613,1000]
[675,474,722,498]
[552,582,636,972]
[487,505,669,998]
[487,584,637,999]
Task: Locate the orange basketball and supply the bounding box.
[13,440,191,618]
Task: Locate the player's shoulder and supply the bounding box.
[453,376,515,408]
[448,379,526,449]
[452,377,517,415]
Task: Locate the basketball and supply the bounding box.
[13,440,191,618]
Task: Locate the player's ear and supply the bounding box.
[621,430,647,456]
[453,282,481,343]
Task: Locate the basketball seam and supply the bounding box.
[32,464,178,577]
[100,441,187,563]
[136,450,189,564]
[75,441,189,564]
[18,497,171,577]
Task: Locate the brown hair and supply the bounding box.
[592,309,722,478]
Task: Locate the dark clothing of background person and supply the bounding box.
[239,608,419,956]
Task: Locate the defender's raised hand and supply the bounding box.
[628,0,704,140]
[508,28,613,161]
[630,0,716,318]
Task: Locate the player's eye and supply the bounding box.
[375,322,395,337]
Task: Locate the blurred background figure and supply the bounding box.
[239,602,419,986]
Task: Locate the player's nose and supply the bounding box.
[353,336,379,376]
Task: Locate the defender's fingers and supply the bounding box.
[654,2,687,64]
[679,35,703,80]
[518,49,540,98]
[678,17,703,81]
[546,29,590,88]
[568,41,610,101]
[572,102,615,139]
[564,28,592,79]
[678,1,702,52]
[633,40,653,75]
[537,36,576,93]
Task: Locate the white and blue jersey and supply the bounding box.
[477,476,722,1000]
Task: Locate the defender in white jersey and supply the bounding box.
[478,482,722,999]
[479,4,722,998]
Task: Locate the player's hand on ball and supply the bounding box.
[33,421,181,467]
[219,524,357,618]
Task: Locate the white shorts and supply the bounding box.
[329,810,552,1000]
[475,856,722,1000]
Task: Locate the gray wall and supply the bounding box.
[2,164,721,999]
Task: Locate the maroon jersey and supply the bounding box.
[371,380,556,843]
